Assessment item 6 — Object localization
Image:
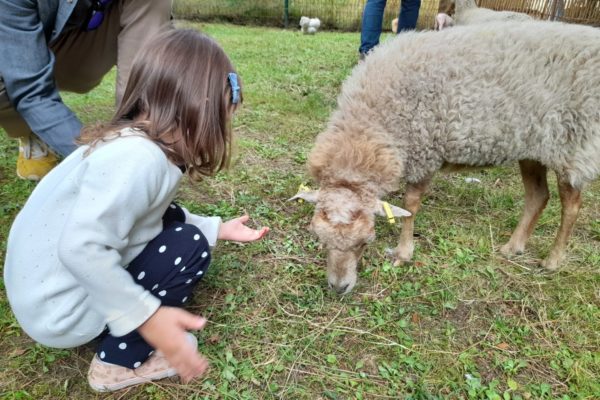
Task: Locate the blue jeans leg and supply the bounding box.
[397,0,421,32]
[359,0,388,54]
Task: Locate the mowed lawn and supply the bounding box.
[0,22,599,400]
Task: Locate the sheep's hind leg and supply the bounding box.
[500,160,549,257]
[541,177,582,271]
[393,179,430,266]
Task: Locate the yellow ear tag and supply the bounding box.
[297,183,311,203]
[382,201,396,225]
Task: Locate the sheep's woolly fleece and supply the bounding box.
[310,20,600,191]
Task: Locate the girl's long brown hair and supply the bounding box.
[78,29,241,180]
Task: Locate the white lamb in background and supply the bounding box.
[454,0,532,25]
[300,16,321,34]
[434,12,455,30]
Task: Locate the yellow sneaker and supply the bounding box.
[16,135,58,181]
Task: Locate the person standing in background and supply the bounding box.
[359,0,422,60]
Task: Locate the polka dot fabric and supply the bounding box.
[96,203,211,369]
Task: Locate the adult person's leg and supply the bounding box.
[359,0,388,58]
[397,0,422,32]
[0,82,30,140]
[52,0,173,104]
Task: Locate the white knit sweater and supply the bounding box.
[4,128,221,347]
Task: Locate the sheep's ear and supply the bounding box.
[288,188,319,203]
[374,200,411,218]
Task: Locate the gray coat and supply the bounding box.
[0,0,82,156]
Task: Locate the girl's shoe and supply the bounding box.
[87,351,177,392]
[87,334,197,392]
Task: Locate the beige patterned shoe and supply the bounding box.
[87,334,197,392]
[87,351,177,392]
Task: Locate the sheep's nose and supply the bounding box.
[329,282,349,295]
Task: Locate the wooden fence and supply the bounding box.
[175,0,447,30]
[173,0,600,30]
[477,0,600,25]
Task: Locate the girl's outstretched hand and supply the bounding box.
[218,215,269,242]
[138,306,209,383]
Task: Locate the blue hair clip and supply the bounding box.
[228,73,241,105]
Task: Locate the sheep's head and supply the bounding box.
[291,186,410,295]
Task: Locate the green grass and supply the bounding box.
[1,22,599,399]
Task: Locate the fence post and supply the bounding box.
[551,0,565,21]
[284,0,289,27]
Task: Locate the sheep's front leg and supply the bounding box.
[500,160,549,257]
[542,177,582,271]
[394,179,430,266]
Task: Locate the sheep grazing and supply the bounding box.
[454,0,532,25]
[434,12,455,30]
[292,20,600,294]
[300,16,321,34]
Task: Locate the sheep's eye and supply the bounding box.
[318,209,329,222]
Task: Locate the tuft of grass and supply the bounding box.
[1,23,599,399]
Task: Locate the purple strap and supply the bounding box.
[85,0,114,31]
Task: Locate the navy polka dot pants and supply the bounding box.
[95,203,211,369]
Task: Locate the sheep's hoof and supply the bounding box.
[396,249,414,263]
[385,248,412,266]
[499,242,524,258]
[540,256,562,271]
[393,258,410,267]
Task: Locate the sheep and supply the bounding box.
[300,16,321,34]
[292,20,600,294]
[434,13,455,30]
[454,0,532,25]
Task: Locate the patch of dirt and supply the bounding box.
[474,353,502,383]
[442,301,474,325]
